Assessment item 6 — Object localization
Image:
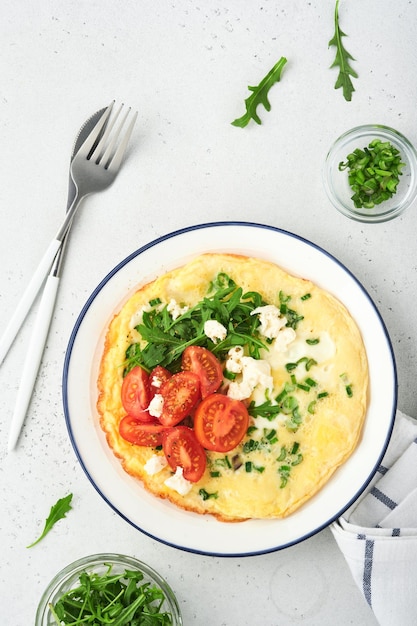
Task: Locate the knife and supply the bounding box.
[7,107,107,451]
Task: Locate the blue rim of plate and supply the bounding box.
[62,221,397,557]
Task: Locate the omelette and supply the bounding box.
[97,254,368,521]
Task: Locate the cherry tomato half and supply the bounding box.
[182,346,223,398]
[159,371,200,427]
[149,365,172,399]
[121,366,151,419]
[193,393,249,453]
[119,416,167,447]
[163,426,206,482]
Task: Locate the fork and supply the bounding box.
[0,102,136,367]
[6,102,137,451]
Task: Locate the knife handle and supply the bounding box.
[0,238,61,366]
[7,273,60,451]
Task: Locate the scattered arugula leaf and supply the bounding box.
[49,562,173,625]
[231,56,288,127]
[328,0,358,101]
[27,493,73,548]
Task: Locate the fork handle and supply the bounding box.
[0,238,61,366]
[7,273,60,451]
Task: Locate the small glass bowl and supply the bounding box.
[35,553,183,625]
[323,124,417,222]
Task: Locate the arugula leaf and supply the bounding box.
[328,0,358,101]
[248,399,281,420]
[125,274,275,373]
[27,493,73,548]
[231,56,288,127]
[49,563,173,625]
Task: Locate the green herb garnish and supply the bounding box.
[231,56,288,127]
[277,443,303,488]
[125,274,304,375]
[199,488,219,501]
[125,274,272,373]
[48,562,173,625]
[329,0,358,101]
[248,399,281,420]
[27,493,73,548]
[339,139,405,208]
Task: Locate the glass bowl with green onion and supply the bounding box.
[35,553,183,626]
[324,124,417,222]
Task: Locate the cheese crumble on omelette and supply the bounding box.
[97,254,368,521]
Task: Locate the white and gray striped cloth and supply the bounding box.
[331,410,417,626]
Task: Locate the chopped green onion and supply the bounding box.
[292,408,302,423]
[199,488,219,500]
[291,453,303,466]
[305,377,317,387]
[277,446,287,462]
[281,395,298,414]
[278,465,291,488]
[215,456,232,469]
[306,338,320,345]
[279,291,291,303]
[305,358,317,371]
[265,428,278,442]
[210,471,221,478]
[242,439,261,453]
[223,369,237,380]
[308,400,316,414]
[285,362,298,372]
[317,391,329,399]
[338,139,405,209]
[301,293,311,301]
[345,384,353,397]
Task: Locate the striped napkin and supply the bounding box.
[331,410,417,626]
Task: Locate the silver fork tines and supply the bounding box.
[91,104,138,171]
[58,102,137,240]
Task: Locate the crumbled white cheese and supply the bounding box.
[227,356,273,401]
[148,393,164,418]
[250,304,287,340]
[204,319,227,343]
[225,345,244,373]
[274,327,297,352]
[164,466,193,495]
[285,331,336,363]
[167,299,189,320]
[144,454,168,475]
[129,303,154,329]
[151,375,163,388]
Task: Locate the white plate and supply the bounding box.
[63,222,397,556]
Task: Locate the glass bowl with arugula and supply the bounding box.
[324,124,417,222]
[35,553,182,626]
